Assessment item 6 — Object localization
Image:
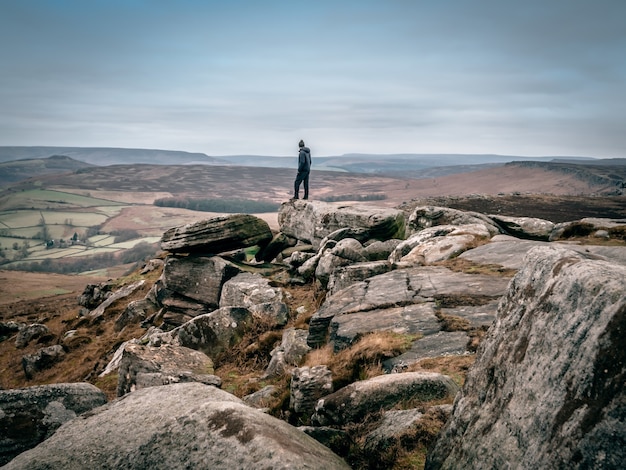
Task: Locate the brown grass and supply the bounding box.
[305,331,418,390]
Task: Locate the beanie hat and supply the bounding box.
[299,140,305,148]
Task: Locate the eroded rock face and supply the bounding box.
[160,213,273,254]
[0,383,107,466]
[278,200,406,248]
[426,246,626,470]
[3,383,351,470]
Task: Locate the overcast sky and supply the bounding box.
[1,0,624,157]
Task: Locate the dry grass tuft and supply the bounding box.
[305,331,418,390]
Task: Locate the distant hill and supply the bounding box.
[0,147,225,166]
[0,155,95,187]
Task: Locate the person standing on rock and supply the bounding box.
[293,139,311,200]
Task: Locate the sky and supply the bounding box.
[1,0,625,158]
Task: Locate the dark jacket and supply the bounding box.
[298,147,311,173]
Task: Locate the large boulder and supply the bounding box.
[327,260,393,296]
[278,200,406,248]
[0,383,106,466]
[160,213,273,254]
[426,246,626,469]
[156,255,241,327]
[3,383,350,470]
[389,224,492,266]
[117,343,219,396]
[172,307,254,358]
[219,272,288,326]
[312,372,459,426]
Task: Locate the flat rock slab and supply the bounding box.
[161,214,273,254]
[308,266,510,348]
[440,300,501,328]
[329,303,441,352]
[384,331,471,372]
[460,235,626,269]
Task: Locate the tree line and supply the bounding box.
[154,197,279,213]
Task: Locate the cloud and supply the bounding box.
[0,0,625,157]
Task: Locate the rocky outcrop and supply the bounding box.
[0,383,106,466]
[550,217,626,241]
[390,223,492,266]
[264,328,311,378]
[308,266,510,354]
[426,246,626,469]
[160,213,273,254]
[158,255,241,327]
[3,383,350,470]
[278,200,406,248]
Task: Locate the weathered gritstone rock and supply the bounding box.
[327,260,392,296]
[3,383,351,470]
[278,200,406,248]
[172,307,253,359]
[389,223,492,264]
[426,246,626,470]
[308,266,510,349]
[312,372,459,426]
[488,214,555,240]
[117,343,218,396]
[550,217,626,241]
[15,323,50,348]
[87,280,146,321]
[460,235,626,269]
[383,331,471,372]
[290,365,333,416]
[264,328,311,378]
[22,345,66,380]
[219,272,288,325]
[407,206,500,237]
[160,213,273,254]
[0,383,107,466]
[161,255,240,308]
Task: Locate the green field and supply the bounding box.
[0,189,157,272]
[0,189,125,211]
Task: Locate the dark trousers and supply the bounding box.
[294,171,310,199]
